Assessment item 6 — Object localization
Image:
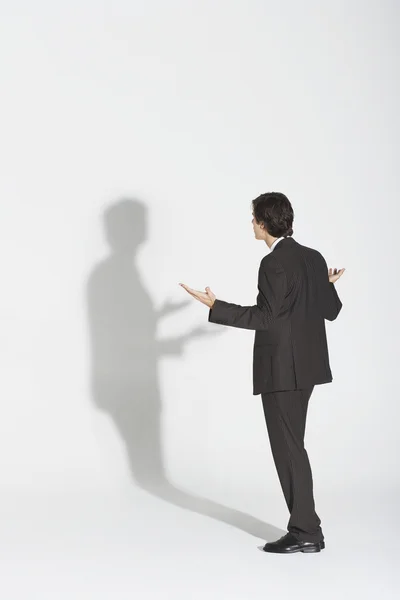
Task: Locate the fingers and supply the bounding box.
[180,283,211,297]
[328,267,346,282]
[329,267,346,276]
[180,283,199,296]
[179,283,204,302]
[205,286,216,300]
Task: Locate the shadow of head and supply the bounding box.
[104,198,146,253]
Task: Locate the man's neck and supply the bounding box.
[269,236,282,251]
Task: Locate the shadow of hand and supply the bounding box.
[157,325,224,357]
[187,325,224,341]
[157,298,192,319]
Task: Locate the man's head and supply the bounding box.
[251,192,294,246]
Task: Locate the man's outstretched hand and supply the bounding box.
[179,283,216,308]
[328,267,345,283]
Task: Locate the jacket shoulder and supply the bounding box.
[260,252,284,270]
[295,242,325,265]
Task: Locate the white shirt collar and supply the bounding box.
[270,237,285,252]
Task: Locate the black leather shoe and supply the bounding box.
[263,532,325,554]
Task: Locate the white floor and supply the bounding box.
[1,484,397,600]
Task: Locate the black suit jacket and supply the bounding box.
[208,236,342,395]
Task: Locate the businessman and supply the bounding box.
[179,192,345,554]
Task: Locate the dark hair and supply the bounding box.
[251,192,294,237]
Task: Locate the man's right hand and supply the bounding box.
[328,267,345,283]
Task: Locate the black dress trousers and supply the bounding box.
[261,386,324,543]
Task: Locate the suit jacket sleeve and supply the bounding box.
[207,255,287,330]
[315,252,343,321]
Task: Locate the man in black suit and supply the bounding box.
[179,192,345,554]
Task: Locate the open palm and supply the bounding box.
[328,267,345,283]
[179,283,216,308]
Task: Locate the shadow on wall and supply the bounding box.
[86,197,282,543]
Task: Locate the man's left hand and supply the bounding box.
[179,283,216,308]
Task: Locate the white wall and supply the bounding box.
[0,0,398,501]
